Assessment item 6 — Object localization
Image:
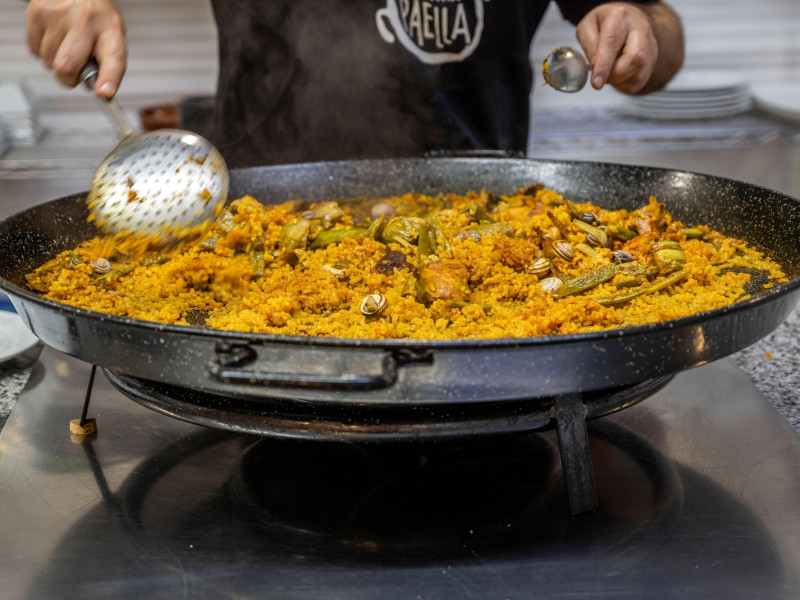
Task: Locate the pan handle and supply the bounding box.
[206,342,418,390]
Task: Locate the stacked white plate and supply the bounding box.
[0,81,41,147]
[0,310,41,364]
[752,83,800,124]
[616,70,752,120]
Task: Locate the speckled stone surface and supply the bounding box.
[1,310,799,435]
[730,305,800,434]
[0,366,32,431]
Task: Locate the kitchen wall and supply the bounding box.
[0,0,798,118]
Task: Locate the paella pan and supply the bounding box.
[1,158,799,405]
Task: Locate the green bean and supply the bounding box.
[466,222,514,238]
[555,264,619,298]
[595,270,686,307]
[555,262,654,298]
[680,228,704,239]
[417,222,435,258]
[309,227,368,249]
[427,215,451,253]
[604,225,637,241]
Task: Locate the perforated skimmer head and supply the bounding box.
[80,61,229,246]
[87,130,229,244]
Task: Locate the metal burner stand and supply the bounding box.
[102,369,672,514]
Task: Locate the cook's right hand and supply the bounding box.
[26,0,127,99]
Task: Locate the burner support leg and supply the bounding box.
[553,393,598,515]
[69,364,98,438]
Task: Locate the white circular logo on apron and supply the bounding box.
[376,0,485,64]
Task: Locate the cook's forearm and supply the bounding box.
[635,1,684,93]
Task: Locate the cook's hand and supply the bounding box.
[26,0,127,99]
[575,2,658,94]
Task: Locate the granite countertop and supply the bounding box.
[730,305,800,433]
[0,365,33,429]
[0,341,42,431]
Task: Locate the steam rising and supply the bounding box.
[209,2,443,167]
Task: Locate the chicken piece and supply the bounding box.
[419,260,470,302]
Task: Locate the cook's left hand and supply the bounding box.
[575,2,658,94]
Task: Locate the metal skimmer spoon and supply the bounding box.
[80,62,229,246]
[542,46,590,93]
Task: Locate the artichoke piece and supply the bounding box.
[217,209,235,233]
[652,241,686,275]
[366,214,386,239]
[279,219,311,250]
[309,227,368,249]
[461,203,494,223]
[302,202,345,225]
[199,232,224,251]
[250,249,265,276]
[381,217,425,247]
[594,270,687,307]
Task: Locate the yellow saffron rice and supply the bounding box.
[25,185,788,339]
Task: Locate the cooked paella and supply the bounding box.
[24,184,788,339]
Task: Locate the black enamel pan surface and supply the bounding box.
[2,158,800,405]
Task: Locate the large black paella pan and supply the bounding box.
[2,158,800,406]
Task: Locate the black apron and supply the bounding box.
[207,0,632,168]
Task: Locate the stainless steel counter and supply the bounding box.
[2,348,800,599]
